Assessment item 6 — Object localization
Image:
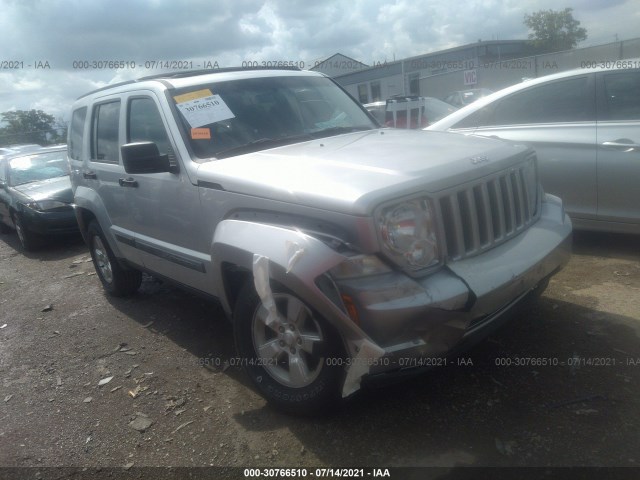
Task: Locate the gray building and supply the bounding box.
[332,40,530,103]
[330,38,640,104]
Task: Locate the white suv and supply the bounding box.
[68,67,571,414]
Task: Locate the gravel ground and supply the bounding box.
[0,230,639,479]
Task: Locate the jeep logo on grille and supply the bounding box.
[470,155,489,165]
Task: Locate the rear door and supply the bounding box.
[595,69,640,226]
[87,97,142,264]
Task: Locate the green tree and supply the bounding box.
[524,8,587,53]
[0,109,58,147]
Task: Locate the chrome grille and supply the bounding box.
[439,157,538,261]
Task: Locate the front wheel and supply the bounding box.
[234,280,345,415]
[0,219,11,234]
[11,212,39,251]
[87,220,142,297]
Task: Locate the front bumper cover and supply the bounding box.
[334,194,572,389]
[19,205,79,236]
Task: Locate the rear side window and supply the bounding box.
[68,107,87,160]
[601,71,640,120]
[92,101,120,164]
[491,77,592,125]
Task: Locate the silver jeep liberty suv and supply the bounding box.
[68,67,571,414]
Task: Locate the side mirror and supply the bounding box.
[121,142,170,174]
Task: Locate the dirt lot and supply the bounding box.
[1,229,639,479]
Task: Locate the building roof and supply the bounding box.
[309,53,368,76]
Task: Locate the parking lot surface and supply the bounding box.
[1,230,639,475]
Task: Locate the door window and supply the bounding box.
[453,76,595,128]
[127,97,171,154]
[92,101,120,163]
[490,77,592,126]
[601,71,640,120]
[69,107,87,160]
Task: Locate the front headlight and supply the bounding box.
[25,200,68,211]
[378,198,439,271]
[329,254,392,280]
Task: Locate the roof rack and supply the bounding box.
[76,66,302,100]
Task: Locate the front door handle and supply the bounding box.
[118,177,139,188]
[83,171,97,179]
[601,139,640,152]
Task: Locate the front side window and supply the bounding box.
[127,98,171,154]
[171,75,376,159]
[92,101,120,163]
[601,71,640,120]
[490,77,592,125]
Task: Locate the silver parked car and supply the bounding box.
[428,62,640,234]
[69,67,571,414]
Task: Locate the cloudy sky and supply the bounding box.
[0,0,638,121]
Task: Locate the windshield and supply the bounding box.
[171,75,377,159]
[8,150,70,186]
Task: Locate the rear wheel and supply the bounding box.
[234,280,344,415]
[88,220,142,296]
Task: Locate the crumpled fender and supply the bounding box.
[211,219,347,325]
[211,219,384,396]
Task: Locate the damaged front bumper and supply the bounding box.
[332,194,572,394]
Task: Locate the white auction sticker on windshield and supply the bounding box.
[175,94,235,128]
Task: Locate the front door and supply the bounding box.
[596,69,640,227]
[119,93,208,290]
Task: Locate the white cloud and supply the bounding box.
[0,0,637,117]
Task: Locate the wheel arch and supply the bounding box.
[72,186,123,257]
[211,220,361,341]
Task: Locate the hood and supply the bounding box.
[196,129,531,215]
[13,175,73,203]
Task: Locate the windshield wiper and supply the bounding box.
[215,134,314,159]
[310,126,374,139]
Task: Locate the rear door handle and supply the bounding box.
[118,177,139,188]
[83,171,97,179]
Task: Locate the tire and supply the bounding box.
[0,219,10,234]
[234,280,345,415]
[11,212,39,251]
[87,220,142,297]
